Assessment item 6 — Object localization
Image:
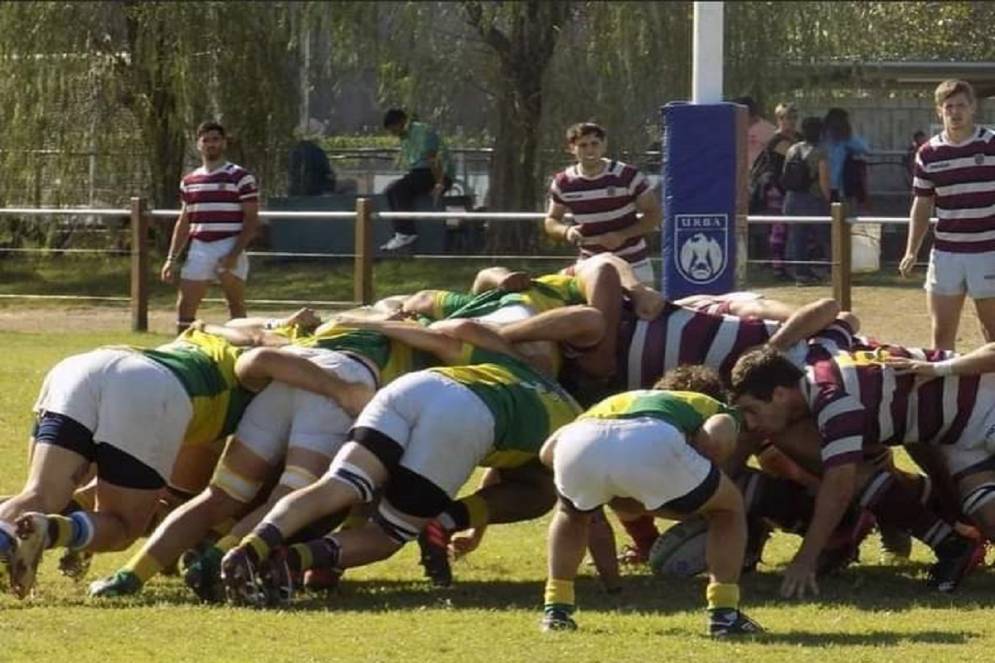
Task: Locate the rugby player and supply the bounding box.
[730,342,982,597]
[0,325,368,599]
[539,386,763,636]
[218,321,581,607]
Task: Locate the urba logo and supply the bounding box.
[675,214,727,284]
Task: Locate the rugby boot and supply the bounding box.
[417,519,453,587]
[88,570,142,598]
[183,547,225,604]
[10,512,48,599]
[927,534,983,593]
[708,608,765,637]
[540,607,577,632]
[220,547,268,607]
[259,547,295,607]
[58,548,93,581]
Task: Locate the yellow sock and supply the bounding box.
[544,577,575,611]
[706,582,740,611]
[243,533,272,562]
[47,515,74,548]
[213,534,240,553]
[123,550,165,584]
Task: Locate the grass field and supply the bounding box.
[1,280,995,662]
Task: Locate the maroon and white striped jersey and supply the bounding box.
[549,159,652,263]
[913,126,995,253]
[621,301,786,388]
[801,335,995,467]
[180,162,259,242]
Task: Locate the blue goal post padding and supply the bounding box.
[660,102,748,300]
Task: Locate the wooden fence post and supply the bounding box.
[354,197,373,305]
[830,201,852,311]
[129,196,149,332]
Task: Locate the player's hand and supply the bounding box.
[285,307,322,332]
[884,356,937,377]
[218,253,238,274]
[565,226,584,247]
[450,526,486,559]
[630,285,665,320]
[432,182,445,206]
[161,260,176,283]
[898,252,917,278]
[780,556,819,599]
[497,271,532,292]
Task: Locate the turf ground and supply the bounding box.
[1,278,994,662]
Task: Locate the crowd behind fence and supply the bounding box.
[0,199,928,332]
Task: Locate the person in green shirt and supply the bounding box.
[381,108,454,251]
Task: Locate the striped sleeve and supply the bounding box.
[237,173,259,200]
[629,170,650,197]
[913,148,934,197]
[810,385,868,467]
[549,174,565,205]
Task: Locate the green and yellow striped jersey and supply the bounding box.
[141,328,254,447]
[431,274,585,320]
[430,346,582,468]
[580,390,740,437]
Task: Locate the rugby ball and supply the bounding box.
[648,517,709,578]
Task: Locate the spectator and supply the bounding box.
[380,108,454,251]
[757,102,802,279]
[822,107,869,206]
[904,130,928,183]
[781,116,831,285]
[544,122,662,286]
[288,119,336,196]
[734,96,777,168]
[161,121,259,333]
[899,79,995,350]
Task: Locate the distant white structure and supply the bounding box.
[692,2,724,104]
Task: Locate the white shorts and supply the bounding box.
[180,237,249,282]
[934,374,995,477]
[574,256,655,287]
[236,350,378,463]
[349,371,495,496]
[33,348,193,480]
[925,248,995,299]
[472,304,536,326]
[553,416,716,512]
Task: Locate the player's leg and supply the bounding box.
[176,279,211,333]
[217,253,249,320]
[956,467,995,540]
[542,499,592,631]
[924,250,968,350]
[972,297,995,344]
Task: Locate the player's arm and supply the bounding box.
[575,253,663,320]
[234,347,373,416]
[472,267,531,294]
[886,342,995,377]
[544,199,582,246]
[900,195,934,278]
[781,461,857,599]
[162,203,191,282]
[621,189,662,240]
[904,443,964,524]
[690,413,740,464]
[767,297,841,352]
[191,321,288,348]
[336,318,464,364]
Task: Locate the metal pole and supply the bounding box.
[130,197,149,332]
[692,1,724,104]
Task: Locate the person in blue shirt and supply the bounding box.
[823,108,869,203]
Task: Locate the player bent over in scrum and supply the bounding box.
[540,388,763,637]
[220,327,580,607]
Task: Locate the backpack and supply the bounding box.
[748,134,791,213]
[781,145,813,192]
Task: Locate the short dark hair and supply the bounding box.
[823,107,851,142]
[730,346,803,402]
[655,365,728,403]
[732,96,758,117]
[801,116,823,145]
[566,122,606,144]
[383,108,407,129]
[196,121,225,138]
